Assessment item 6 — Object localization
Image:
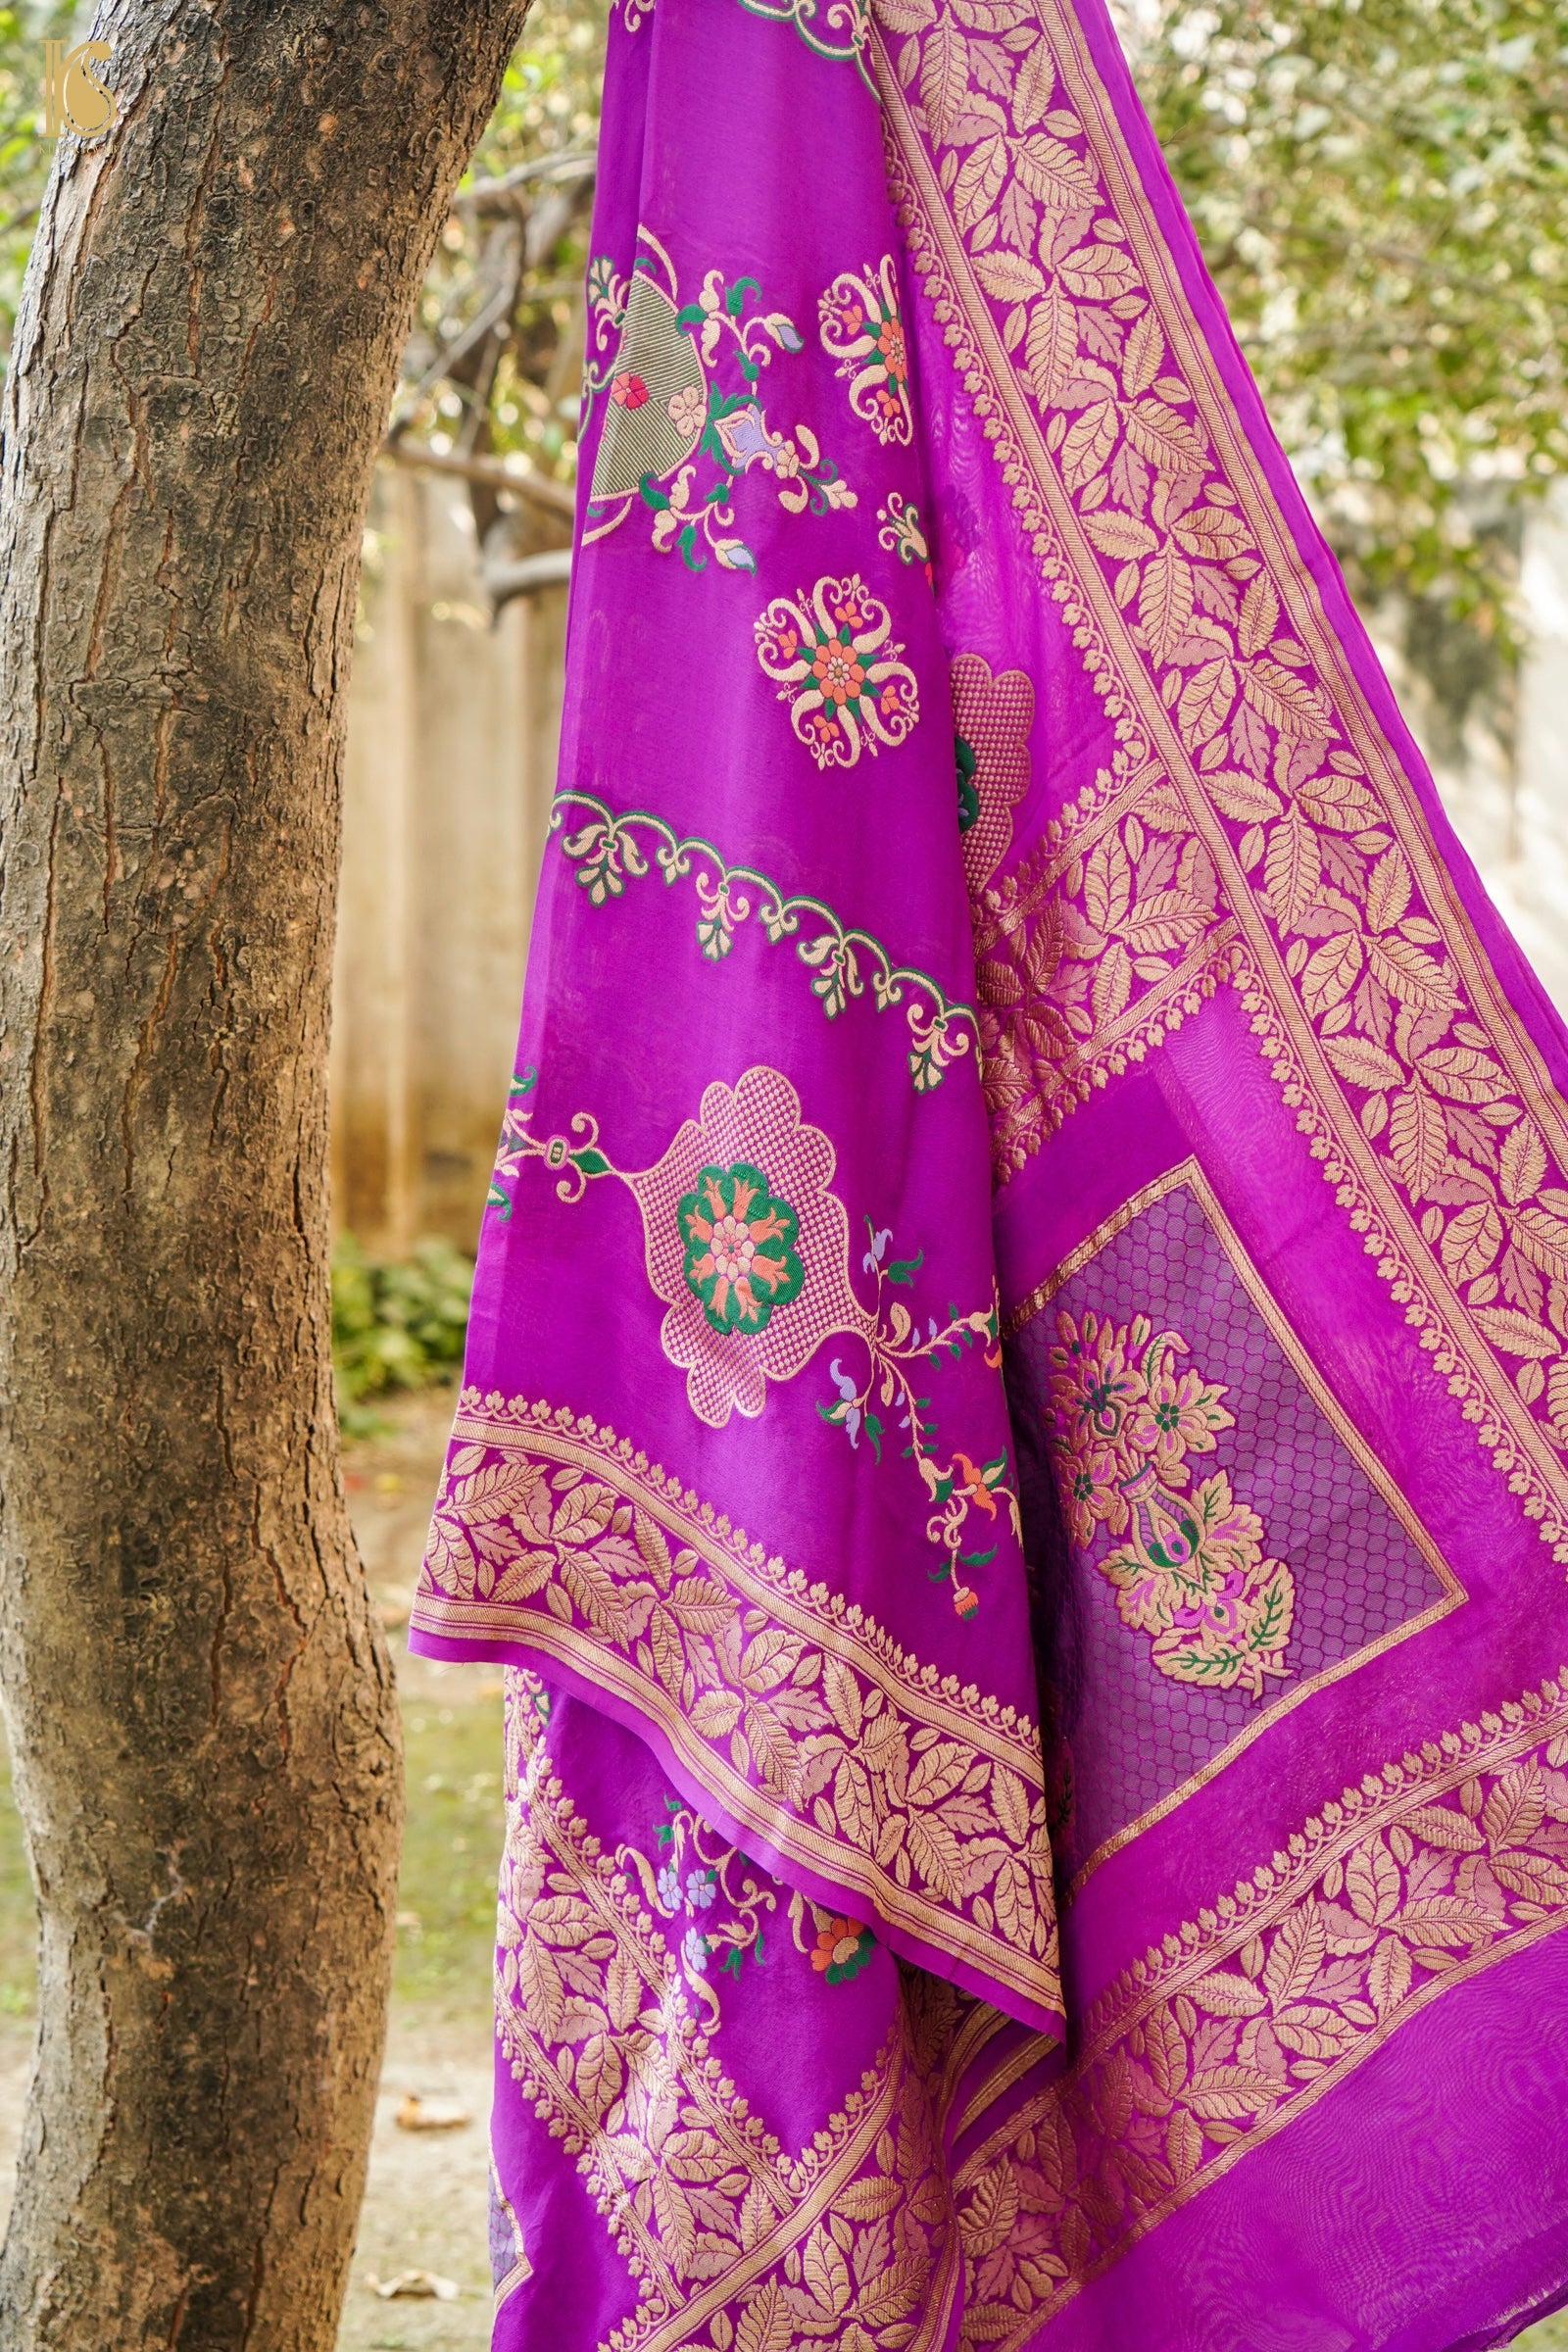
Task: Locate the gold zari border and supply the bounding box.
[495,1681,961,2352]
[950,1668,1568,2342]
[413,1394,1062,2023]
[872,6,1568,1570]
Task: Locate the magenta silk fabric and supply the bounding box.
[406,1,1568,2344]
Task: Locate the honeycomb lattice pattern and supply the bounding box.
[1005,1177,1452,1878]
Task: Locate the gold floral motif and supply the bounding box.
[872,4,1568,1566]
[413,1397,1062,2023]
[949,1667,1568,2343]
[495,1679,959,2352]
[1043,1308,1294,1698]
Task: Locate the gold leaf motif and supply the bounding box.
[955,134,1009,232]
[1174,657,1236,746]
[1473,1306,1559,1361]
[1440,1201,1504,1287]
[1012,130,1096,206]
[1387,1085,1448,1200]
[918,15,970,138]
[1137,544,1195,664]
[974,249,1046,304]
[1500,1120,1548,1207]
[1060,398,1118,493]
[1261,808,1322,929]
[1320,1034,1403,1092]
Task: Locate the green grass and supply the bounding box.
[392,1689,506,2012]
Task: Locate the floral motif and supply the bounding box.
[583,235,854,576]
[951,654,1035,897]
[880,16,1568,1562]
[756,573,920,769]
[630,1068,861,1426]
[950,1667,1568,2342]
[1043,1309,1294,1697]
[548,791,978,1092]
[877,491,931,578]
[413,1399,1061,2021]
[820,256,914,445]
[818,1219,1020,1615]
[495,1681,958,2352]
[484,1069,1016,1592]
[809,1913,877,1984]
[619,1795,780,2017]
[677,1161,806,1336]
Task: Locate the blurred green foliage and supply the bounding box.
[0,4,74,382]
[332,1237,473,1418]
[1135,0,1568,647]
[404,0,611,498]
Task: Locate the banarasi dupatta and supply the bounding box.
[405,0,1568,2342]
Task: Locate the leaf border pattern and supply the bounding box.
[870,8,1568,1567]
[412,1395,1062,2026]
[497,1681,962,2352]
[948,1666,1568,2343]
[551,789,978,1094]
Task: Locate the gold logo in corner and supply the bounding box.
[42,39,117,140]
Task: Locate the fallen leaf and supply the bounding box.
[395,2093,471,2133]
[368,2270,462,2302]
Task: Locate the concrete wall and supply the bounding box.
[331,466,565,1250]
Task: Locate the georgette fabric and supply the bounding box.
[406,0,1568,2342]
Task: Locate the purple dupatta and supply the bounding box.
[408,1,1568,2343]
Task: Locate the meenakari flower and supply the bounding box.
[685,1868,717,1912]
[656,1861,680,1911]
[755,572,920,771]
[666,382,707,435]
[682,1926,710,1974]
[628,1065,866,1427]
[677,1161,805,1337]
[817,256,913,446]
[810,1917,875,1984]
[610,371,649,409]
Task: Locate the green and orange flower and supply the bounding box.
[677,1161,805,1337]
[810,1916,875,1985]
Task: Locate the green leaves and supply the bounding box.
[1136,0,1568,648]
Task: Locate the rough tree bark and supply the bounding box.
[0,2,532,2341]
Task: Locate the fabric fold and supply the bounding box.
[410,0,1568,2342]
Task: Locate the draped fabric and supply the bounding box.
[406,1,1568,2342]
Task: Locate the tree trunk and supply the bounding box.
[0,3,531,2340]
